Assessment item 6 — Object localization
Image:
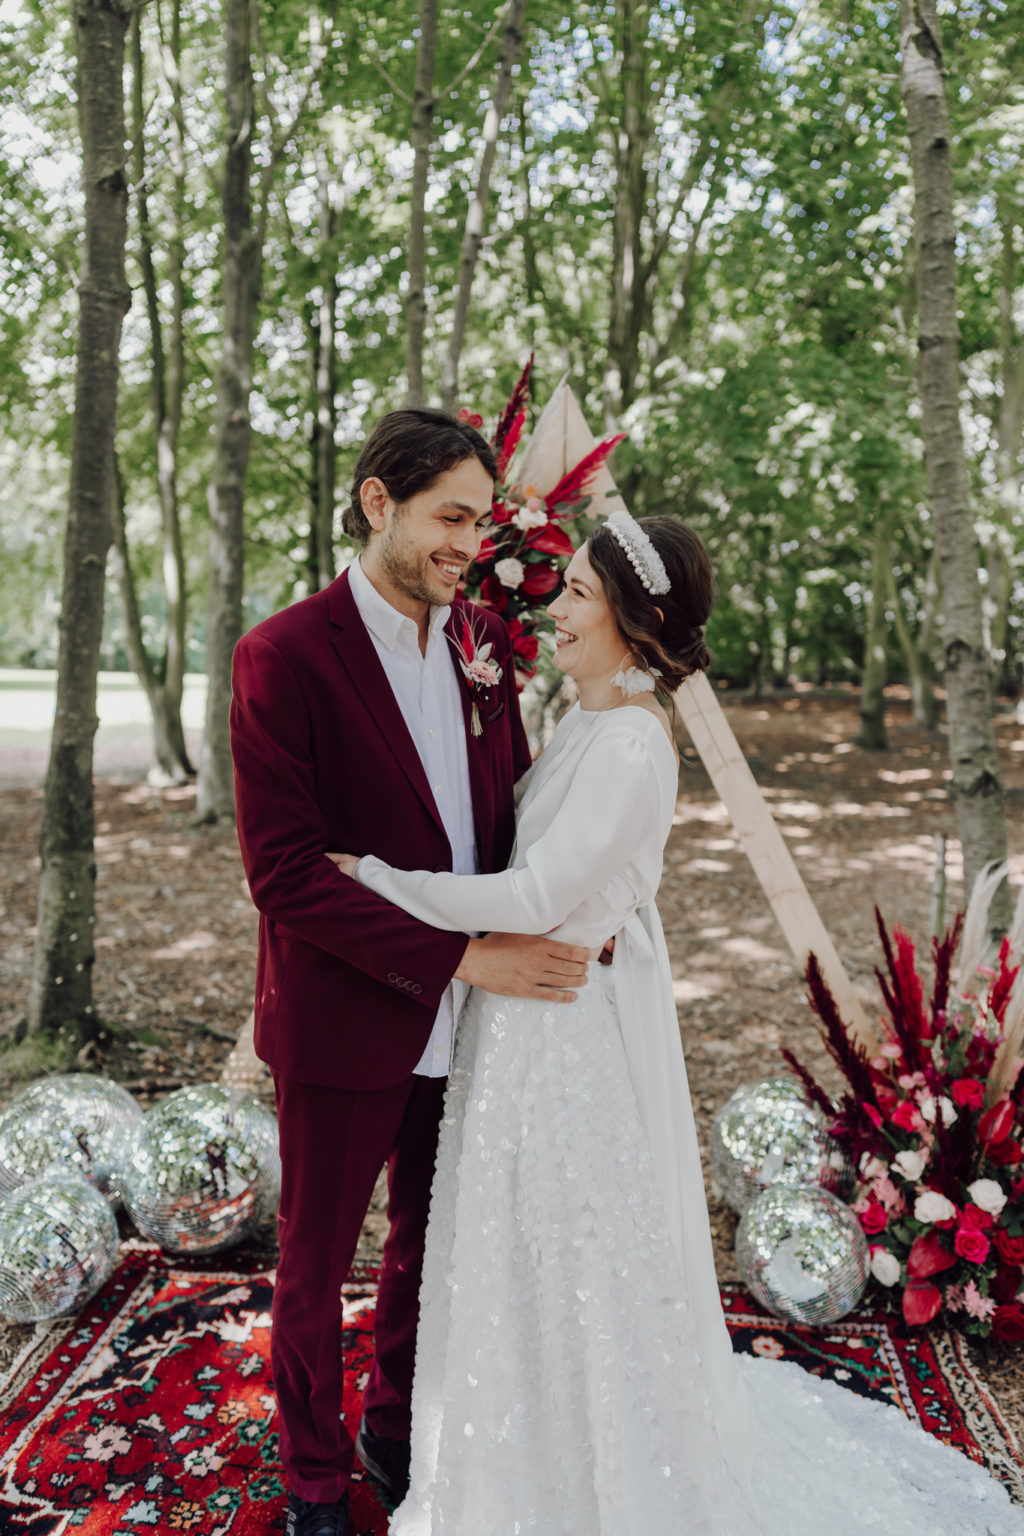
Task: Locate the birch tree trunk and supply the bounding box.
[988,200,1024,694]
[405,0,437,407]
[899,0,1009,928]
[855,516,890,750]
[27,0,135,1045]
[195,0,259,823]
[440,0,528,415]
[886,553,939,730]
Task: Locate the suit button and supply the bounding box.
[411,984,423,995]
[387,971,398,984]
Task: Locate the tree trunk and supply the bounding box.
[602,0,648,431]
[124,4,192,782]
[886,552,939,730]
[899,0,1009,928]
[311,139,337,589]
[27,0,135,1046]
[440,0,528,415]
[195,0,259,823]
[405,0,437,407]
[855,518,890,749]
[989,198,1024,695]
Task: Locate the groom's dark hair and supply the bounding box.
[342,408,497,546]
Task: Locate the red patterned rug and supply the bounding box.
[0,1251,1020,1533]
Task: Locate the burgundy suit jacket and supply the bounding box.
[230,568,531,1091]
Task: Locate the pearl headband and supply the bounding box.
[605,511,671,595]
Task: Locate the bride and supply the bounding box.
[331,513,1019,1535]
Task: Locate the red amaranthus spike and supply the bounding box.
[461,619,475,661]
[990,937,1020,1025]
[492,354,534,473]
[779,1047,836,1119]
[895,925,928,1039]
[496,409,526,479]
[930,911,964,1024]
[805,954,881,1114]
[545,433,626,511]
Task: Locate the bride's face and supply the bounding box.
[547,544,625,684]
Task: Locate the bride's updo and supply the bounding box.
[587,515,713,693]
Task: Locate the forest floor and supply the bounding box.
[2,687,1024,1440]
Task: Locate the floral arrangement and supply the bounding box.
[457,355,625,686]
[784,890,1024,1338]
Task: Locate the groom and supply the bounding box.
[230,407,590,1536]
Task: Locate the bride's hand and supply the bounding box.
[326,852,360,878]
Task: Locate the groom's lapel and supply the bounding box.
[445,603,494,862]
[327,570,446,839]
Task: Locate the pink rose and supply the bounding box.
[961,1203,994,1232]
[859,1200,888,1235]
[953,1227,990,1265]
[892,1101,922,1132]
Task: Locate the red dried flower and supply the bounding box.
[902,1280,943,1326]
[988,1138,1024,1167]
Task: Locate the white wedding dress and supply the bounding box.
[354,703,1021,1535]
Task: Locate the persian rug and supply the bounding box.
[1,1252,1021,1535]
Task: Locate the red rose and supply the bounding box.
[951,1078,985,1110]
[475,537,496,566]
[988,1138,1024,1166]
[902,1279,943,1326]
[993,1228,1024,1265]
[891,1101,920,1131]
[479,576,507,613]
[954,1227,990,1265]
[512,632,539,663]
[961,1203,995,1232]
[491,500,514,525]
[991,1302,1024,1342]
[520,561,561,598]
[991,1265,1022,1302]
[859,1200,888,1235]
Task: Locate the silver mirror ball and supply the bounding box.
[736,1184,869,1326]
[0,1173,120,1322]
[123,1083,281,1254]
[710,1075,851,1215]
[0,1074,143,1207]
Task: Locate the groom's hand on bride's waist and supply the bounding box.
[455,933,590,1002]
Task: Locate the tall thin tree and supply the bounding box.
[899,0,1010,927]
[27,0,141,1046]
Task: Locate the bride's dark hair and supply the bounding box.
[587,515,713,693]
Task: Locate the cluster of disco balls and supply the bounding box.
[711,1075,868,1325]
[0,1076,280,1324]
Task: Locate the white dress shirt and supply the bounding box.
[348,556,479,1075]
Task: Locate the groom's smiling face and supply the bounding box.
[360,458,494,617]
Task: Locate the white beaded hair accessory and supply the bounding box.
[605,511,671,595]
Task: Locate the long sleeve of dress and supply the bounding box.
[354,725,669,937]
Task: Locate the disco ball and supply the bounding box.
[0,1173,120,1323]
[710,1075,850,1215]
[123,1084,280,1254]
[0,1074,142,1206]
[736,1184,869,1326]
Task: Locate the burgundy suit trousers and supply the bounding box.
[272,1071,447,1503]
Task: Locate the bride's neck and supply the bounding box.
[575,675,623,712]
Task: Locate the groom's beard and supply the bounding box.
[379,510,467,609]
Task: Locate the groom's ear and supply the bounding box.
[360,477,390,533]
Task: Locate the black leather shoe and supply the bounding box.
[355,1414,411,1502]
[284,1490,350,1536]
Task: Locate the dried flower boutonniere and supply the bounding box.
[451,618,503,736]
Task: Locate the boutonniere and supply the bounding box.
[450,618,503,737]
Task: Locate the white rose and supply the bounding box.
[893,1149,926,1182]
[914,1190,957,1224]
[859,1154,886,1180]
[968,1178,1007,1217]
[512,507,548,532]
[919,1094,957,1126]
[870,1249,901,1287]
[495,557,525,590]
